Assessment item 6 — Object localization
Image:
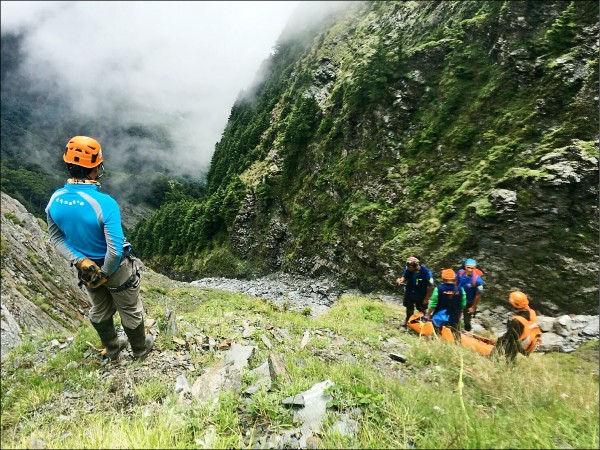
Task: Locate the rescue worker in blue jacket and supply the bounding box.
[396,256,434,326]
[426,268,466,338]
[456,258,484,331]
[45,136,154,361]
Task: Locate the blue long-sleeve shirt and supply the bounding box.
[45,182,125,276]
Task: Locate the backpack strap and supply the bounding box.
[512,314,541,353]
[458,269,478,287]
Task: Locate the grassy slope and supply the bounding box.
[1,270,598,449]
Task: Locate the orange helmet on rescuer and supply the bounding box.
[441,269,456,280]
[508,290,529,309]
[63,136,103,168]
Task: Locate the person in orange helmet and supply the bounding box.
[45,136,154,361]
[426,268,466,338]
[492,290,542,362]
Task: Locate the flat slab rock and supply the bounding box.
[191,344,256,404]
[282,380,334,435]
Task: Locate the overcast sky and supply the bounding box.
[1,1,311,174]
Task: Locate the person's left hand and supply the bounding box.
[467,306,475,314]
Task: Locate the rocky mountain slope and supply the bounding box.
[132,0,599,315]
[0,192,88,361]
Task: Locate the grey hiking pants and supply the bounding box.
[86,255,144,329]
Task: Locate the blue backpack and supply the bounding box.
[432,309,450,328]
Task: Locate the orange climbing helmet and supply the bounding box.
[508,290,529,309]
[63,136,103,168]
[441,268,456,280]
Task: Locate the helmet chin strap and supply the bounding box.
[86,163,105,181]
[96,163,105,180]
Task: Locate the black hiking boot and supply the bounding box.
[123,322,155,360]
[91,318,128,360]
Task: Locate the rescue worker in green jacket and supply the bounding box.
[45,136,154,360]
[426,268,467,339]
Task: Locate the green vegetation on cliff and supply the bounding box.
[132,1,599,314]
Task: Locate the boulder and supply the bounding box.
[554,315,572,337]
[539,332,565,353]
[536,315,556,333]
[581,317,599,337]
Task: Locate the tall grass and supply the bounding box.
[1,278,598,449]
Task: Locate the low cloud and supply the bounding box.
[1,1,305,174]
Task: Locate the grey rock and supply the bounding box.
[191,361,227,404]
[292,379,334,435]
[571,315,595,324]
[175,374,191,394]
[539,332,566,353]
[190,273,342,317]
[267,433,282,449]
[268,352,291,383]
[299,435,307,449]
[225,343,256,370]
[1,303,22,361]
[275,328,292,342]
[249,361,272,390]
[389,353,407,363]
[489,189,517,212]
[64,391,81,399]
[341,354,357,363]
[554,315,573,337]
[165,309,179,336]
[557,315,572,327]
[282,394,306,407]
[582,317,599,336]
[536,316,556,333]
[242,325,256,339]
[243,386,260,396]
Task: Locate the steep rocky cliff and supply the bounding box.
[1,192,88,360]
[133,1,599,315]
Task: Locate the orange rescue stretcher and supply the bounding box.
[406,312,497,356]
